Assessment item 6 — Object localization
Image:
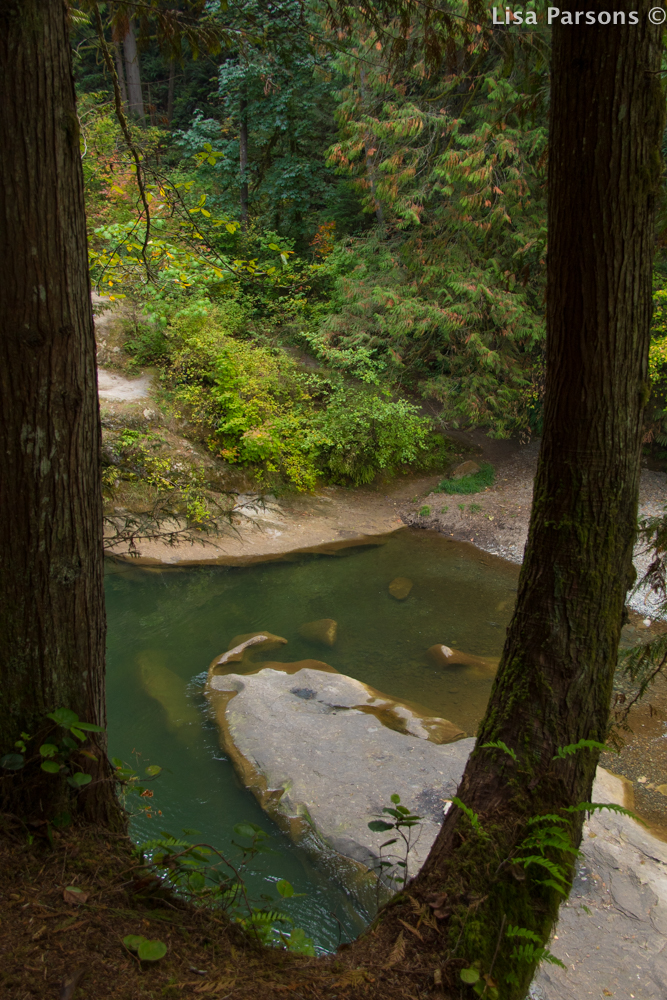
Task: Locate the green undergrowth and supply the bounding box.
[435,462,495,495]
[123,300,449,490]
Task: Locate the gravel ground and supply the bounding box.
[399,440,667,618]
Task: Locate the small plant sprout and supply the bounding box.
[419,505,431,517]
[367,793,422,901]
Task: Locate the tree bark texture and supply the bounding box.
[123,19,145,121]
[0,0,121,827]
[240,92,249,224]
[113,43,129,111]
[349,6,664,997]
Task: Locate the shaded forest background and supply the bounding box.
[74,2,667,499]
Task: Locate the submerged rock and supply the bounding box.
[211,632,287,670]
[427,643,499,675]
[138,651,200,732]
[297,618,338,647]
[206,664,469,878]
[450,460,481,479]
[389,576,413,600]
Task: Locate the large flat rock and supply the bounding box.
[207,665,472,876]
[206,664,667,996]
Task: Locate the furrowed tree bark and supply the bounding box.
[123,18,145,121]
[110,21,129,112]
[0,0,123,828]
[348,5,664,997]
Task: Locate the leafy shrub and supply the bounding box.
[312,389,444,486]
[435,462,495,495]
[155,304,444,490]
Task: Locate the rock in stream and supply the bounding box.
[206,664,471,877]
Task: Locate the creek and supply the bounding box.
[105,527,519,951]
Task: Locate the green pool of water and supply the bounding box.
[106,527,518,951]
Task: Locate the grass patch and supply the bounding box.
[435,462,494,495]
[418,505,431,517]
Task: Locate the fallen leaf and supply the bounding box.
[384,931,406,969]
[60,967,86,1000]
[398,918,423,941]
[63,887,88,905]
[55,919,88,935]
[428,893,448,910]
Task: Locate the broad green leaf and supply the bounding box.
[47,708,78,728]
[390,793,401,804]
[75,721,105,732]
[268,243,281,250]
[41,760,61,774]
[368,820,394,832]
[460,968,480,984]
[189,872,206,891]
[138,939,167,961]
[39,743,58,758]
[111,757,124,768]
[68,772,92,787]
[1,753,25,770]
[276,879,294,898]
[123,934,145,952]
[145,765,162,777]
[234,822,259,839]
[70,728,85,741]
[288,927,315,956]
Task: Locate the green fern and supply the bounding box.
[552,739,609,760]
[452,797,490,839]
[564,801,645,824]
[481,740,518,763]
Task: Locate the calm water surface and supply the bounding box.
[105,527,518,950]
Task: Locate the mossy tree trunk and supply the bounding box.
[0,0,122,829]
[350,6,664,997]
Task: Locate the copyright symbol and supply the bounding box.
[649,7,666,23]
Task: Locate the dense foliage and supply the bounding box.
[72,2,667,489]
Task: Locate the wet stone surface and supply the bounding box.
[206,665,471,874]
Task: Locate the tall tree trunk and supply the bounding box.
[0,0,122,829]
[113,45,128,110]
[167,58,175,125]
[239,91,249,225]
[123,18,145,121]
[349,5,664,997]
[110,22,128,111]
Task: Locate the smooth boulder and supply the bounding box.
[297,618,338,647]
[389,576,413,600]
[210,632,288,671]
[427,643,499,675]
[206,664,469,878]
